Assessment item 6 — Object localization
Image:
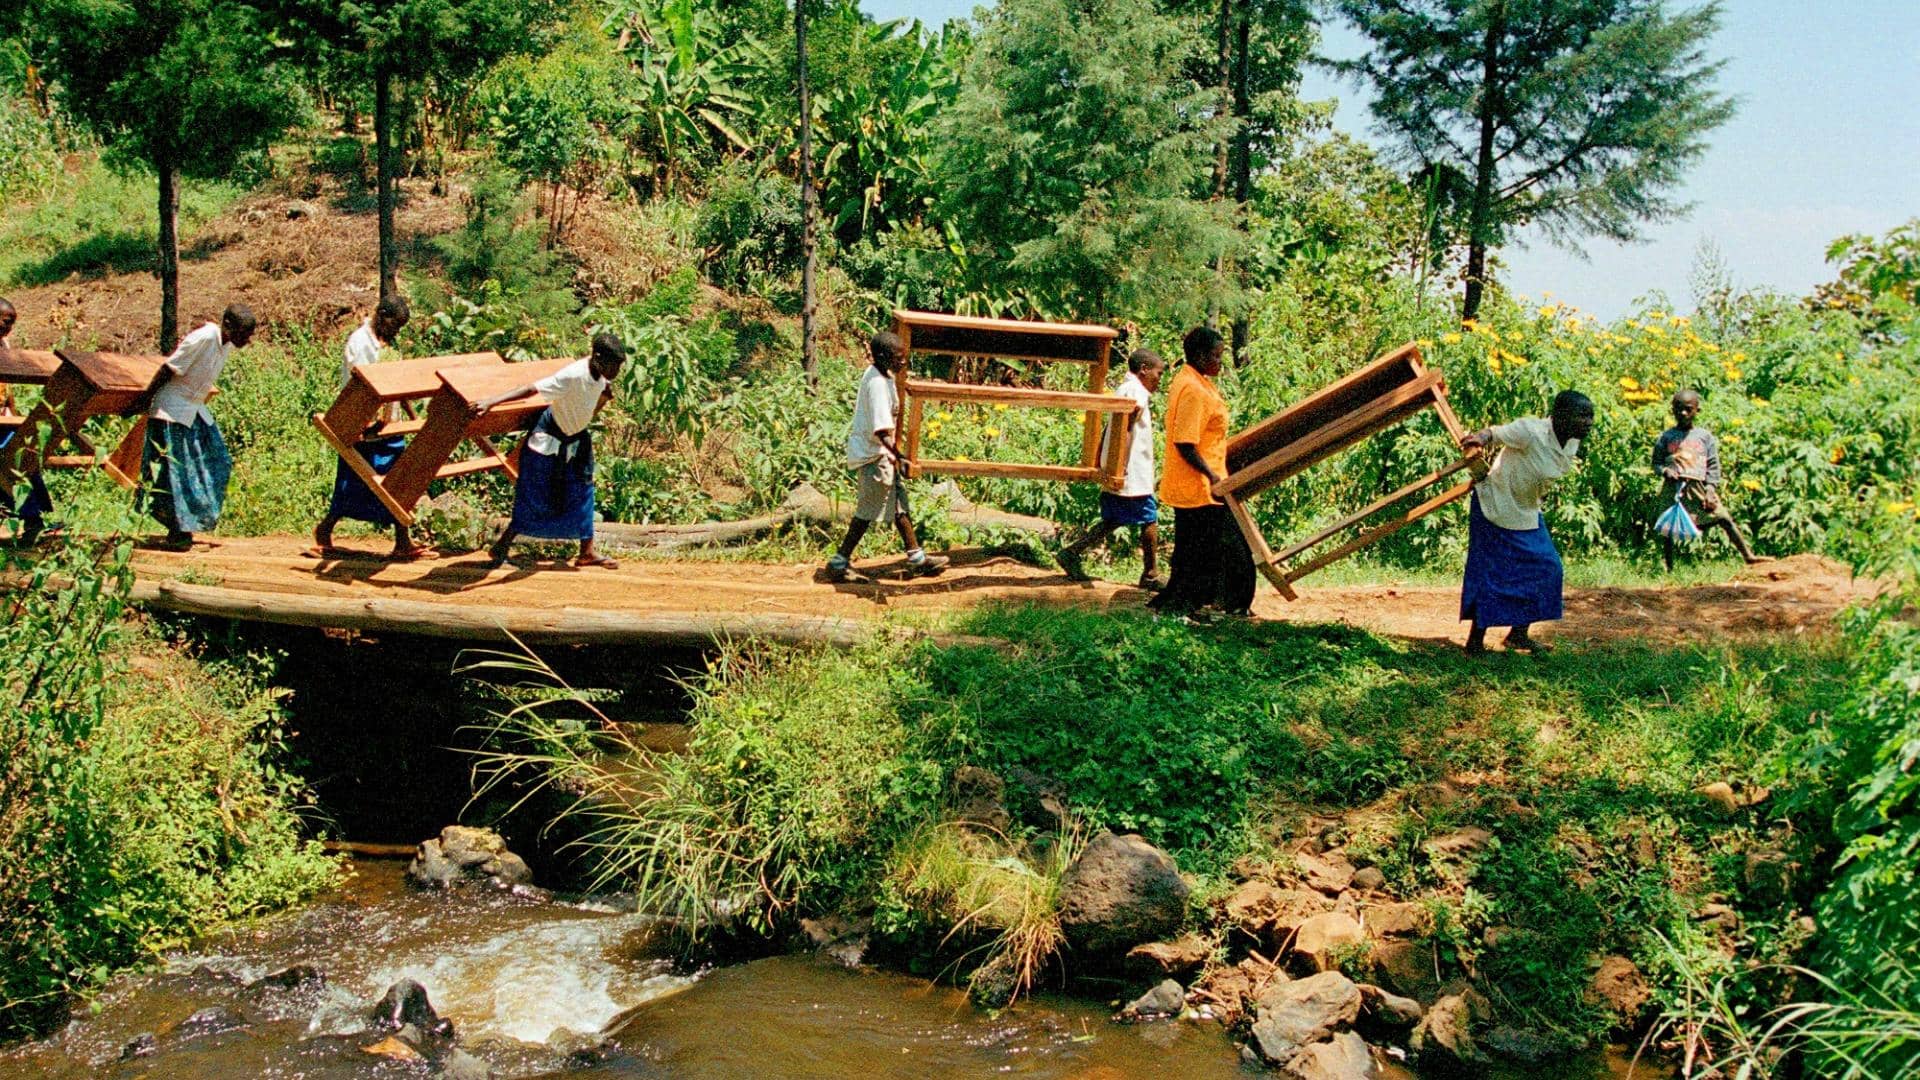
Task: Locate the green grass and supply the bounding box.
[0,158,244,288]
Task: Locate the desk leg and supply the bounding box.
[377,393,470,528]
[103,417,147,488]
[1226,492,1296,601]
[311,414,416,526]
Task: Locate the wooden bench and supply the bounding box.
[892,310,1135,487]
[310,352,507,525]
[0,349,167,488]
[0,345,61,443]
[376,357,577,527]
[1218,343,1480,601]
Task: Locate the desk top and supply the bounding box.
[438,358,577,409]
[354,352,504,400]
[54,349,166,393]
[0,347,61,384]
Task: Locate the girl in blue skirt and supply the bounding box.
[1458,390,1593,656]
[137,305,256,550]
[474,333,626,570]
[310,296,437,561]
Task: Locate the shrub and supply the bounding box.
[0,536,337,1038]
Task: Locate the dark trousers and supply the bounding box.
[1148,502,1255,615]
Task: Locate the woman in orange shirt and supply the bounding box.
[1146,327,1254,620]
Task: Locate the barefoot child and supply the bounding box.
[477,333,626,570]
[1058,347,1165,589]
[0,297,54,543]
[824,330,947,582]
[1652,389,1763,569]
[137,304,257,550]
[1457,390,1594,655]
[311,295,436,560]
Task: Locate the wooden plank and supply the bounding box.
[435,358,575,404]
[1280,480,1472,587]
[905,397,924,465]
[53,350,166,406]
[894,309,1119,340]
[310,412,417,526]
[1227,344,1424,469]
[102,419,146,488]
[1215,372,1442,499]
[1223,493,1298,601]
[1099,403,1136,489]
[356,352,503,400]
[0,347,60,386]
[912,459,1102,483]
[902,379,1139,412]
[1268,456,1477,565]
[366,417,428,439]
[380,358,576,522]
[435,455,511,480]
[1081,338,1110,468]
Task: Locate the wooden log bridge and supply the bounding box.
[1219,343,1482,600]
[311,353,574,527]
[0,347,167,488]
[893,310,1135,488]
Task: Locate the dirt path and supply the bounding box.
[126,537,1875,648]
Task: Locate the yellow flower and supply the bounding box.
[1586,346,1601,356]
[954,454,970,462]
[1742,478,1762,492]
[1724,434,1742,445]
[1830,445,1846,464]
[1417,338,1434,348]
[993,403,1008,411]
[1751,396,1770,408]
[1537,305,1558,317]
[985,427,1001,438]
[1442,332,1463,345]
[1506,352,1529,367]
[937,411,953,421]
[1649,310,1667,320]
[1461,318,1481,333]
[1885,500,1915,515]
[1728,416,1745,427]
[1849,375,1861,386]
[1619,376,1641,391]
[1732,351,1747,362]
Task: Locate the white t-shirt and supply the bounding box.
[149,322,231,425]
[846,364,897,467]
[1100,372,1155,497]
[1475,416,1580,531]
[530,358,609,442]
[341,320,383,388]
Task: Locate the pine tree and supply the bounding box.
[29,0,303,351]
[1332,0,1735,319]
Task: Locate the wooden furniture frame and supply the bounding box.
[892,310,1136,487]
[0,346,60,440]
[373,357,577,527]
[1218,343,1479,601]
[310,352,507,526]
[0,349,167,488]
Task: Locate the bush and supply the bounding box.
[0,536,337,1038]
[694,158,802,296]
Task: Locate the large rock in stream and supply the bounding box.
[1057,833,1190,961]
[409,826,532,891]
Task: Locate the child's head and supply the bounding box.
[869,330,906,373]
[373,294,411,343]
[0,297,15,340]
[222,304,258,349]
[1129,347,1167,392]
[1670,389,1702,427]
[589,332,627,380]
[1551,389,1595,443]
[1182,326,1225,375]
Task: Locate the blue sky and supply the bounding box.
[860,0,1919,318]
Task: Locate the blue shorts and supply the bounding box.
[1099,492,1158,527]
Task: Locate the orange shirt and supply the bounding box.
[1158,366,1229,508]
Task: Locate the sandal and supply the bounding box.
[574,553,619,570]
[388,544,441,562]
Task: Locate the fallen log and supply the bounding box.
[128,579,997,650]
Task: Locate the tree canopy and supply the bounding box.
[1333,0,1735,318]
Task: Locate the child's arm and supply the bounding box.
[467,383,538,418]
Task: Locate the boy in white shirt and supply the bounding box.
[310,295,435,561]
[824,331,947,582]
[1457,389,1594,655]
[1057,348,1165,590]
[136,304,257,550]
[0,297,55,543]
[473,333,626,570]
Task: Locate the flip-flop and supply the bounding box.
[388,544,441,562]
[574,554,619,570]
[302,545,350,560]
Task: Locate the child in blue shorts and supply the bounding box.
[1057,348,1166,590]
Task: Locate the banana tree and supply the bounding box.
[603,0,771,196]
[812,18,959,245]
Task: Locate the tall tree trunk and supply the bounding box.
[1209,0,1231,330]
[1229,1,1252,361]
[375,63,399,301]
[1462,4,1504,322]
[797,0,817,383]
[156,155,180,354]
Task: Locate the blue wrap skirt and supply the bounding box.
[508,409,595,541]
[140,417,231,534]
[327,434,406,526]
[1460,490,1563,628]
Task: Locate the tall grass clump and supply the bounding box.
[464,639,947,936]
[0,534,337,1038]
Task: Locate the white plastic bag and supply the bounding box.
[1655,487,1701,543]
